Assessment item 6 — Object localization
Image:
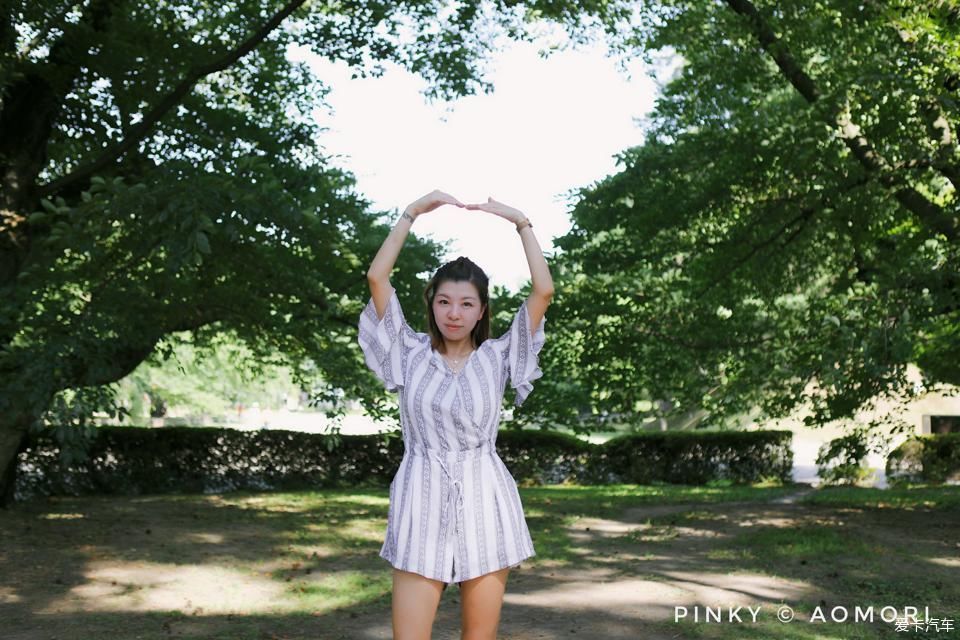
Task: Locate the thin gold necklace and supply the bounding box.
[443,348,474,372]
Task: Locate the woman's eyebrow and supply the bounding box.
[437,294,478,301]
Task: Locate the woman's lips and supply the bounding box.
[445,324,461,330]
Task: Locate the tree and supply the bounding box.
[551,0,959,432]
[0,0,636,504]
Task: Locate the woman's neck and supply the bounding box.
[442,337,474,356]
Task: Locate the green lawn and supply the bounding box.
[0,482,956,639]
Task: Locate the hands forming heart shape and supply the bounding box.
[405,189,525,225]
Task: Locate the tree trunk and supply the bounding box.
[0,410,37,508]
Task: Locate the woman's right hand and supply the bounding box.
[405,189,465,218]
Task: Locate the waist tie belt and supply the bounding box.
[407,442,495,528]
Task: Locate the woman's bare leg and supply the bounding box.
[392,568,445,640]
[459,567,510,640]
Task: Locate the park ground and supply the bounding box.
[1,483,958,640]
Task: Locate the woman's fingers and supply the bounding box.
[414,190,466,215]
[474,198,524,224]
[437,190,466,207]
[464,200,501,211]
[460,197,522,223]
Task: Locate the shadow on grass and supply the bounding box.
[0,483,956,639]
[520,484,959,640]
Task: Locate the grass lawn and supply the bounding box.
[0,482,957,639]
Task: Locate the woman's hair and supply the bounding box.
[423,256,491,352]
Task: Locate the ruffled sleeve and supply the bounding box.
[358,288,412,392]
[504,299,547,407]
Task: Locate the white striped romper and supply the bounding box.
[357,287,545,585]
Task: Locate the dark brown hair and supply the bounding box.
[423,256,491,352]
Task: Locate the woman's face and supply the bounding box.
[432,280,485,343]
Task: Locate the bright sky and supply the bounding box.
[290,31,672,292]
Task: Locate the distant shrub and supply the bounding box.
[816,431,875,487]
[886,434,960,487]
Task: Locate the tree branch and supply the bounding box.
[36,0,309,199]
[696,174,872,296]
[627,308,773,352]
[68,338,162,389]
[920,97,960,191]
[725,0,958,242]
[1,0,121,226]
[698,206,814,297]
[889,22,960,191]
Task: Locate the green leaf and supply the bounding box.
[195,231,211,255]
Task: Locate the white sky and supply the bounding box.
[290,32,672,292]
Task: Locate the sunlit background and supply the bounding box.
[290,27,671,291]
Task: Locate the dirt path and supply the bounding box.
[2,487,955,640]
[332,487,883,639]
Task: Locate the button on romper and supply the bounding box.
[357,287,545,584]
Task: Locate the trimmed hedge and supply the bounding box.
[15,426,401,501]
[589,430,794,485]
[886,433,960,486]
[14,426,795,501]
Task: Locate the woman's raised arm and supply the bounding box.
[464,197,554,332]
[366,189,465,320]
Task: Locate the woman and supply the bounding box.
[358,189,553,639]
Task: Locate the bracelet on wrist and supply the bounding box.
[515,217,532,233]
[400,210,416,224]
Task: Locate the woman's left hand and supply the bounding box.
[464,197,525,224]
